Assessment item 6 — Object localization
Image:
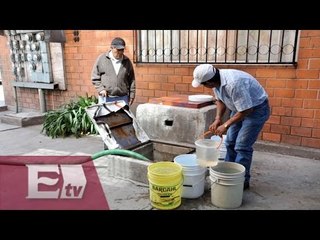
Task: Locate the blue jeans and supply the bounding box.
[98,95,129,105]
[224,99,270,183]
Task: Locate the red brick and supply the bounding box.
[301,118,317,128]
[292,108,314,118]
[281,116,301,126]
[149,83,161,90]
[296,59,309,69]
[262,132,281,142]
[267,115,281,124]
[138,82,148,89]
[136,96,148,103]
[299,49,320,58]
[182,76,193,84]
[265,88,274,97]
[142,89,154,97]
[309,59,320,69]
[300,30,320,37]
[312,128,320,138]
[142,75,155,82]
[298,37,310,48]
[269,98,281,107]
[308,80,320,89]
[303,100,320,109]
[310,38,320,48]
[174,68,189,75]
[161,83,175,91]
[148,67,161,74]
[154,75,168,82]
[168,75,182,83]
[274,89,295,98]
[266,79,286,88]
[160,67,175,74]
[301,138,320,148]
[175,84,188,92]
[270,124,291,134]
[296,70,320,79]
[286,80,308,89]
[276,69,296,78]
[272,106,292,116]
[282,135,302,145]
[136,67,149,75]
[291,127,312,137]
[262,123,271,132]
[256,69,276,78]
[282,98,303,108]
[154,90,167,97]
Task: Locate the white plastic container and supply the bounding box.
[174,154,207,199]
[195,139,220,167]
[209,162,245,209]
[188,95,213,102]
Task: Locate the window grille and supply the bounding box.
[133,30,299,64]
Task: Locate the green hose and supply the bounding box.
[91,149,149,161]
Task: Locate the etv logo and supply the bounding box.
[27,164,87,199]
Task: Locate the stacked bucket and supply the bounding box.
[194,135,246,209]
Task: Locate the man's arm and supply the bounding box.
[214,108,254,136]
[91,56,104,93]
[209,100,226,133]
[214,100,227,121]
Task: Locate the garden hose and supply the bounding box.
[91,149,149,161]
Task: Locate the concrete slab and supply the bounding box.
[1,112,44,127]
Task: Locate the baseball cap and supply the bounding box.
[191,64,216,88]
[111,37,126,49]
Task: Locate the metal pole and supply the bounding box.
[38,88,46,113]
[13,86,18,113]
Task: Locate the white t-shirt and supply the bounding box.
[108,51,122,75]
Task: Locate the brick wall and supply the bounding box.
[0,30,319,149]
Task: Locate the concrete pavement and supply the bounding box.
[1,122,320,210]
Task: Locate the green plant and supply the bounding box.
[41,94,98,138]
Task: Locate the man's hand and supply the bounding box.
[99,90,107,97]
[129,98,134,106]
[209,119,221,134]
[215,124,228,137]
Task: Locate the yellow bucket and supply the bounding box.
[147,161,183,210]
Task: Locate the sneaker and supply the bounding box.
[243,181,250,190]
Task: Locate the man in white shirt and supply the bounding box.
[192,64,270,190]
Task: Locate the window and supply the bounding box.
[134,30,299,64]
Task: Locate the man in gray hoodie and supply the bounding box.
[91,37,135,106]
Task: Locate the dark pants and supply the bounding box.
[98,95,129,105]
[224,99,270,183]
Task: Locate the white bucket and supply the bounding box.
[211,135,227,160]
[174,154,207,199]
[209,162,245,209]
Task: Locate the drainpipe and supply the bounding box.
[13,86,18,113]
[38,89,46,113]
